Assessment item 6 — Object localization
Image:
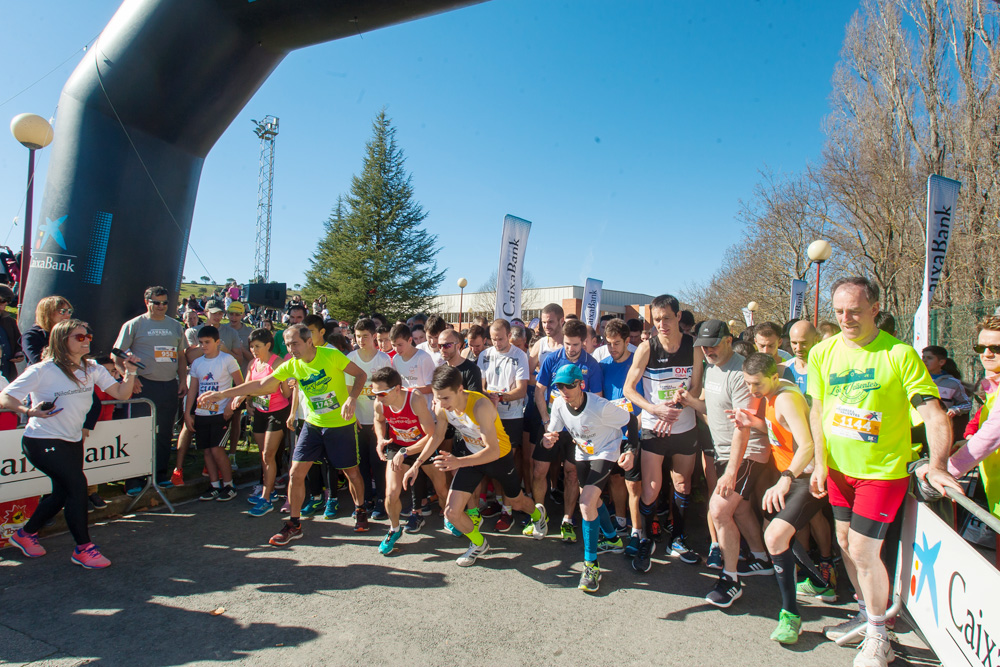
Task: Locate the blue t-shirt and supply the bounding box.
[537,348,603,405]
[600,352,643,437]
[785,362,807,395]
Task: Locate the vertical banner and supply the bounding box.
[789,279,808,321]
[495,214,532,321]
[583,278,603,328]
[741,307,753,327]
[913,175,961,350]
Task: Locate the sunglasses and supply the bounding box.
[372,389,391,397]
[148,300,169,307]
[71,333,93,342]
[974,344,1000,355]
[58,308,73,315]
[440,342,457,350]
[555,380,581,391]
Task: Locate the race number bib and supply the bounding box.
[830,406,881,443]
[611,398,634,413]
[154,346,177,363]
[309,392,341,414]
[252,394,271,411]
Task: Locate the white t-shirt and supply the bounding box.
[417,341,445,367]
[190,352,240,416]
[477,345,530,420]
[592,343,637,362]
[548,393,629,462]
[392,348,437,408]
[2,360,117,441]
[347,349,391,425]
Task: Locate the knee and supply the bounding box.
[836,532,851,555]
[763,527,784,554]
[444,503,462,524]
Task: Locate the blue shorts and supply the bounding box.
[292,423,360,470]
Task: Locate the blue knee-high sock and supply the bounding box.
[583,518,599,563]
[639,499,655,540]
[597,503,616,539]
[671,491,691,540]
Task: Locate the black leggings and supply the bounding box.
[22,436,91,546]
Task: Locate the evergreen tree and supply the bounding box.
[305,109,443,320]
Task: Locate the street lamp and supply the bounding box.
[747,301,758,327]
[10,113,54,297]
[457,277,468,329]
[807,239,833,326]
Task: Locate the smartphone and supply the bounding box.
[36,401,56,411]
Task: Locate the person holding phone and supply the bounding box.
[1,319,140,569]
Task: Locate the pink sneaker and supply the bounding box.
[10,528,46,558]
[71,543,111,569]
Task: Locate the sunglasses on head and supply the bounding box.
[148,300,169,307]
[71,333,93,342]
[974,344,1000,355]
[555,380,580,391]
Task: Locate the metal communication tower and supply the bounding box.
[251,116,279,283]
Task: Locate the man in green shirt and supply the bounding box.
[199,323,368,545]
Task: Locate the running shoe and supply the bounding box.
[89,493,108,510]
[404,512,425,534]
[379,527,403,556]
[819,559,837,589]
[632,538,654,573]
[770,609,803,644]
[615,516,630,536]
[370,501,388,521]
[529,504,548,540]
[337,476,347,491]
[228,454,239,471]
[578,561,601,593]
[669,536,701,565]
[216,486,237,502]
[157,479,174,489]
[797,578,838,603]
[823,612,867,641]
[418,501,433,517]
[125,485,143,498]
[71,543,111,569]
[650,517,663,542]
[269,521,303,546]
[495,509,513,533]
[274,475,288,490]
[249,498,274,517]
[624,534,641,558]
[706,544,723,570]
[279,498,291,513]
[854,634,895,667]
[597,535,625,554]
[481,500,502,518]
[170,468,185,487]
[199,488,219,501]
[705,573,742,608]
[560,521,577,544]
[324,498,339,520]
[9,528,45,558]
[444,518,463,537]
[354,507,369,533]
[301,495,324,517]
[737,554,774,576]
[456,540,489,567]
[202,467,209,478]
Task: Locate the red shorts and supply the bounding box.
[827,468,909,524]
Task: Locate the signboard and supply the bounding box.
[0,416,153,503]
[494,214,532,321]
[583,278,603,328]
[913,174,961,350]
[789,279,808,321]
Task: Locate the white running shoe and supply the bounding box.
[457,540,489,567]
[530,504,548,540]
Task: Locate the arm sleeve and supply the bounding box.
[949,405,1000,477]
[83,391,102,431]
[624,413,639,454]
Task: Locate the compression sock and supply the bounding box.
[639,500,656,540]
[529,506,542,522]
[771,549,798,615]
[583,518,599,562]
[289,517,300,527]
[597,503,617,539]
[465,523,485,547]
[671,491,691,539]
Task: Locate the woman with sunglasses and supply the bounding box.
[21,295,74,365]
[1,320,140,569]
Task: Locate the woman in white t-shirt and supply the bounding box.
[0,319,140,569]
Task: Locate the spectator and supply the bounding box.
[0,285,24,380]
[22,296,74,366]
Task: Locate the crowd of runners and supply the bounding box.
[7,276,1000,667]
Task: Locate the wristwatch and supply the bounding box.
[780,469,796,480]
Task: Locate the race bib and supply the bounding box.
[309,392,341,414]
[830,406,881,443]
[154,346,177,363]
[361,385,376,398]
[611,398,634,413]
[252,394,271,411]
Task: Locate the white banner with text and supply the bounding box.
[494,214,532,321]
[583,278,603,328]
[789,279,808,321]
[913,174,961,351]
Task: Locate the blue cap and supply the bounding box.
[552,364,585,386]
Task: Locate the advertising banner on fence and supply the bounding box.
[897,496,1000,667]
[583,278,603,328]
[789,279,808,321]
[495,214,532,321]
[913,174,961,351]
[0,416,153,503]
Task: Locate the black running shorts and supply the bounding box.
[640,428,699,458]
[575,457,615,490]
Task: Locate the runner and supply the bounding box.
[371,367,451,555]
[390,323,436,407]
[624,294,704,572]
[348,318,392,520]
[545,364,634,592]
[197,323,370,546]
[754,322,793,363]
[807,277,962,667]
[417,315,447,366]
[403,365,547,567]
[782,320,818,395]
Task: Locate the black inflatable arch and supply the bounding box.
[22,0,484,349]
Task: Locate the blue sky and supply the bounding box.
[1,0,859,297]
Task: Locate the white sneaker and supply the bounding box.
[854,634,895,667]
[530,503,548,540]
[456,540,489,567]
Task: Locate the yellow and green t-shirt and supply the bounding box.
[807,331,938,480]
[976,391,1000,518]
[272,346,354,428]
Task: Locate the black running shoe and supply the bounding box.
[737,554,774,577]
[705,573,742,608]
[631,538,654,573]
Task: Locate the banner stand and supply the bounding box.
[116,398,175,514]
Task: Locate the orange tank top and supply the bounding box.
[765,385,797,472]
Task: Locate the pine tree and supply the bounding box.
[305,109,443,321]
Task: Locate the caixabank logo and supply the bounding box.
[32,214,76,273]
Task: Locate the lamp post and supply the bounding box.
[10,113,54,297]
[747,301,758,327]
[457,277,468,329]
[807,239,833,326]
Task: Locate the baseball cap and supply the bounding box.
[227,301,245,314]
[693,320,731,347]
[552,364,585,386]
[205,299,223,313]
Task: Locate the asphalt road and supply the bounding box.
[0,490,939,667]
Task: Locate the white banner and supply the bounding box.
[741,307,753,327]
[0,416,153,503]
[913,175,961,350]
[789,279,808,321]
[495,214,532,321]
[582,278,603,328]
[897,496,1000,667]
